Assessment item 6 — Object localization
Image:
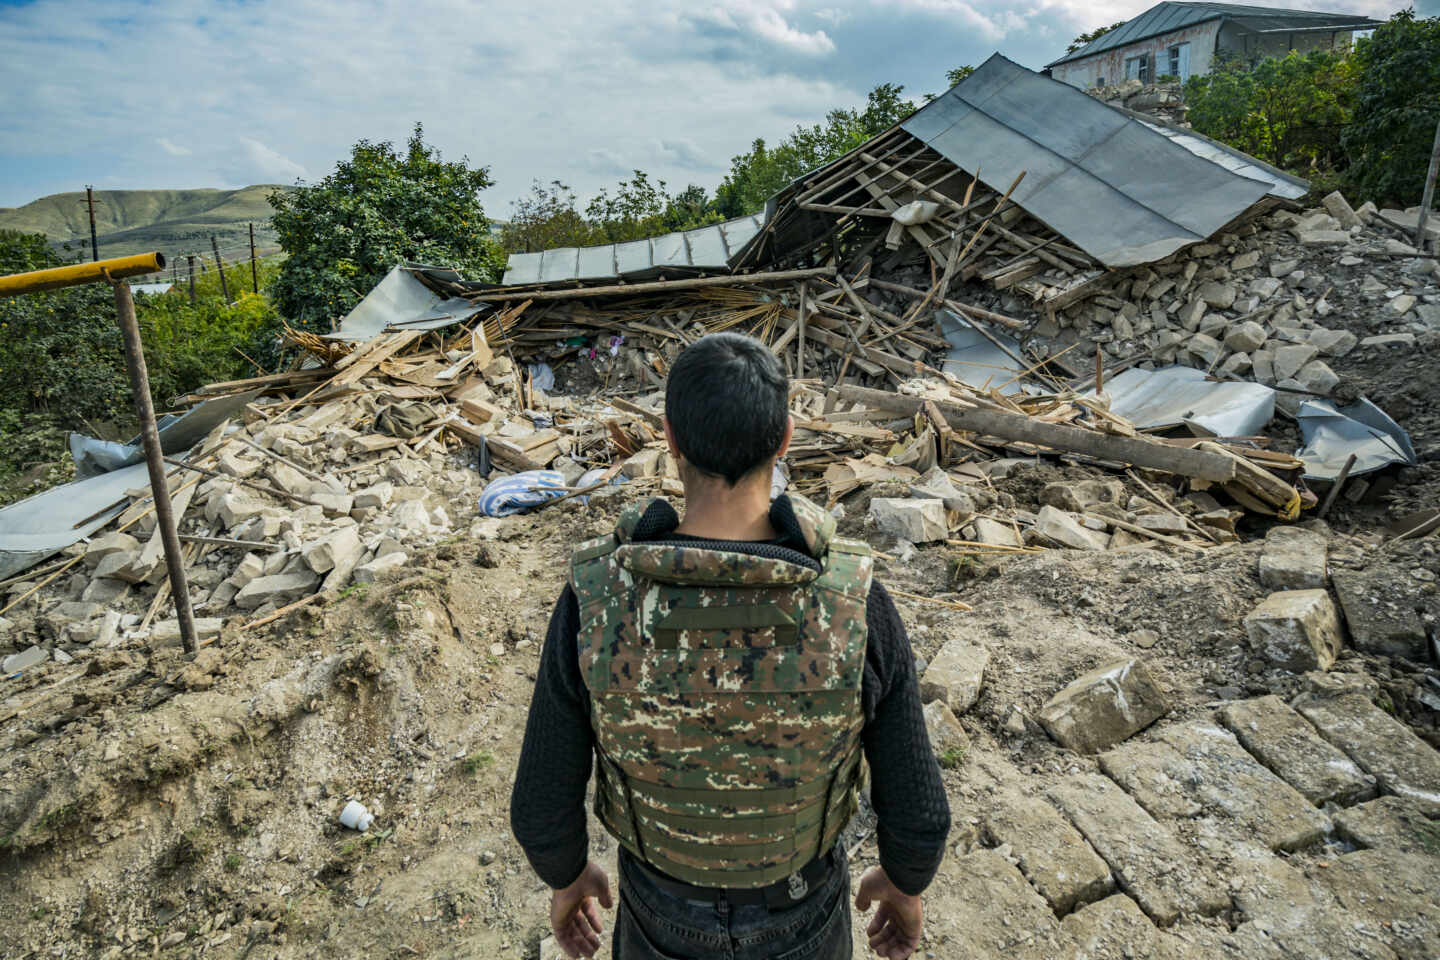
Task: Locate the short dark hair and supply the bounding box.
[665,333,788,485]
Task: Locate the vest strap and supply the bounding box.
[652,604,799,649]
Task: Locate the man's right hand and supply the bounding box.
[550,860,613,958]
[854,865,923,959]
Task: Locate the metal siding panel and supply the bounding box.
[577,244,617,280]
[614,239,653,274]
[685,224,728,265]
[539,248,581,283]
[652,230,689,267]
[503,252,543,286]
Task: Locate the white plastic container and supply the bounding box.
[339,800,374,832]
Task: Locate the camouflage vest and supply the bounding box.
[570,494,872,889]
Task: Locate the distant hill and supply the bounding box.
[0,185,291,261]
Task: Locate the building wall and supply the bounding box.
[1216,22,1354,62]
[1051,21,1221,89]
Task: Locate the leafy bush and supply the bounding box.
[269,123,505,331]
[1342,10,1440,205]
[1185,49,1355,171]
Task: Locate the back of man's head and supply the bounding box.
[665,332,788,486]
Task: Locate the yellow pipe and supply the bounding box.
[0,252,166,296]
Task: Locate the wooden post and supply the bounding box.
[108,278,197,653]
[796,280,808,381]
[1318,453,1358,519]
[248,222,259,294]
[1095,347,1104,395]
[187,255,196,304]
[85,186,100,262]
[211,236,229,302]
[1417,115,1440,253]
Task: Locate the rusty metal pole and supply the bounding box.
[109,277,198,653]
[248,222,259,294]
[85,186,100,262]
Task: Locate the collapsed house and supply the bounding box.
[0,54,1431,662]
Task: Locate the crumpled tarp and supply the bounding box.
[1296,398,1418,481]
[478,470,568,517]
[1093,366,1276,438]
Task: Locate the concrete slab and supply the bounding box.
[1244,590,1343,672]
[936,849,1062,958]
[1295,693,1440,816]
[1219,695,1376,807]
[1331,571,1428,661]
[983,791,1114,914]
[1308,849,1440,960]
[919,638,989,713]
[1049,774,1229,926]
[1258,526,1327,590]
[1229,851,1399,960]
[1334,797,1440,855]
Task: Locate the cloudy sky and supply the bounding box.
[0,0,1417,216]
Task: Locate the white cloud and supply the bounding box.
[156,137,191,157]
[657,138,713,170]
[694,1,837,54]
[227,138,307,185]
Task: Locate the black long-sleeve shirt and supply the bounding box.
[509,501,951,896]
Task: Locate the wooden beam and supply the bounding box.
[465,267,836,302]
[835,385,1237,482]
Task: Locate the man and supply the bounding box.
[511,332,950,959]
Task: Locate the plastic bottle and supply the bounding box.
[339,800,374,832]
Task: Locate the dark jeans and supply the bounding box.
[613,847,852,960]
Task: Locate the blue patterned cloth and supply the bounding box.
[478,470,568,517]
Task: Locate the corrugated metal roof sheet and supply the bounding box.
[1127,112,1309,200]
[501,215,765,285]
[1047,1,1379,67]
[900,54,1282,267]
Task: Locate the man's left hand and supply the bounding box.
[550,860,613,958]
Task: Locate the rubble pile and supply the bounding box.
[1086,79,1189,127]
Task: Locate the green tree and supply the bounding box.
[500,180,598,253]
[714,83,919,218]
[945,65,975,87]
[1185,50,1354,171]
[586,170,672,243]
[1068,22,1124,54]
[1342,10,1440,205]
[268,123,503,331]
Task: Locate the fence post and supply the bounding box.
[108,277,198,654]
[85,186,100,262]
[211,236,230,302]
[187,255,196,304]
[249,222,259,294]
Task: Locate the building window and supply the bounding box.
[1166,42,1191,80]
[1124,55,1150,82]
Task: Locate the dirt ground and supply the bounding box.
[4,212,1440,959]
[3,456,1439,958]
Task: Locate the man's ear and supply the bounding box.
[776,415,794,459]
[663,417,682,461]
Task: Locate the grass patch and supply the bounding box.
[938,746,968,769]
[223,853,243,873]
[461,751,495,777]
[1417,820,1440,856]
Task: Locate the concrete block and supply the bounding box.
[1259,526,1327,590]
[310,492,354,517]
[1331,571,1427,660]
[971,517,1023,547]
[922,700,970,759]
[1322,191,1362,229]
[1038,658,1170,754]
[354,552,408,584]
[1295,359,1339,396]
[1310,327,1357,357]
[1196,281,1237,309]
[1273,343,1319,382]
[83,532,140,569]
[869,497,947,543]
[234,572,319,611]
[266,461,315,497]
[919,638,989,712]
[1244,590,1343,672]
[1035,506,1109,551]
[302,527,363,575]
[1224,320,1267,352]
[984,792,1114,914]
[1185,332,1223,366]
